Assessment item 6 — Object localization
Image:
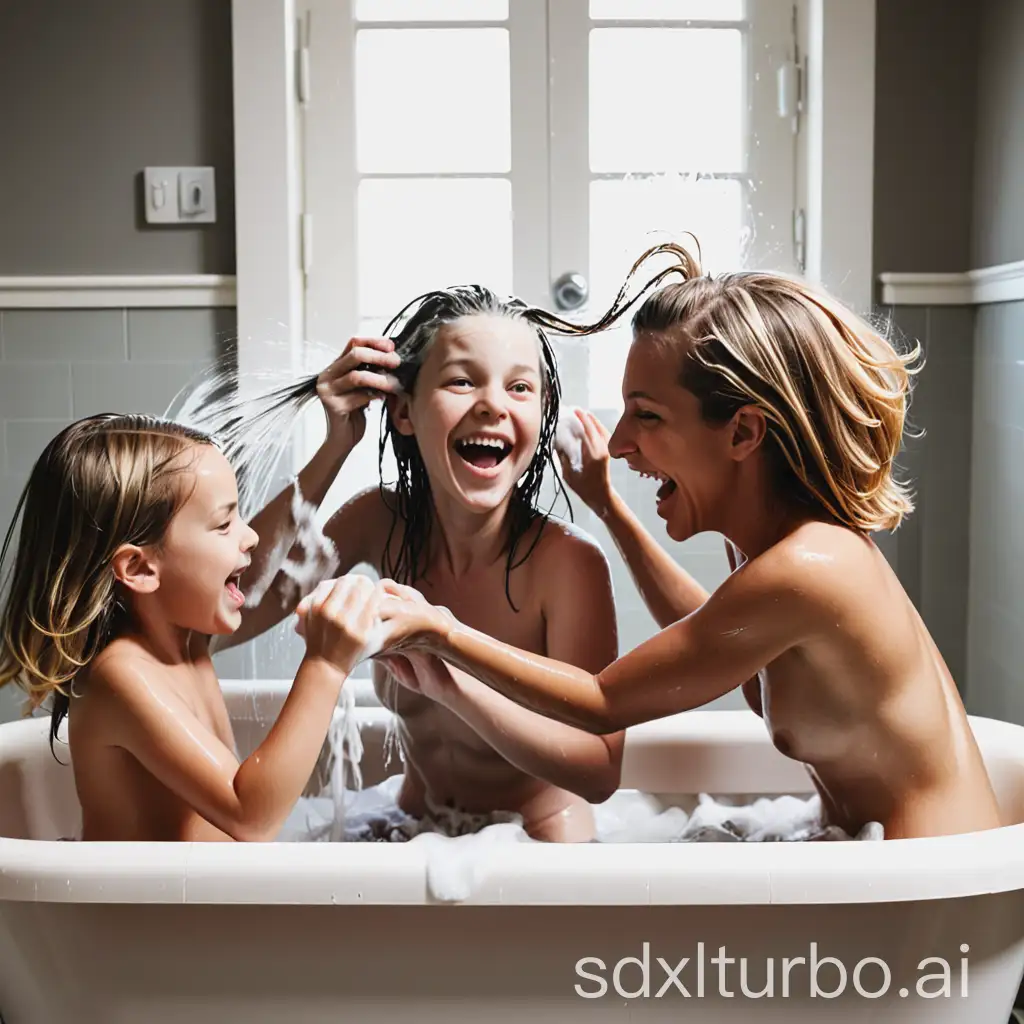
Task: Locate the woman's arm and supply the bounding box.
[384,536,624,803]
[558,409,709,626]
[379,548,815,734]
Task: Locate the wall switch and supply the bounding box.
[143,167,217,224]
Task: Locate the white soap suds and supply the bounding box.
[554,405,586,473]
[245,481,340,609]
[278,771,885,902]
[294,576,390,666]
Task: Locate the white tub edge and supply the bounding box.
[3,701,1024,907]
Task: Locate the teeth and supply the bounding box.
[457,436,509,449]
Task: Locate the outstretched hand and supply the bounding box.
[556,408,615,516]
[374,579,455,652]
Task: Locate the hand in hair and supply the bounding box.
[316,336,402,448]
[555,408,615,517]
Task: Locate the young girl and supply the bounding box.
[0,414,381,842]
[370,243,1005,842]
[217,286,624,842]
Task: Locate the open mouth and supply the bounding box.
[632,465,678,504]
[225,568,246,606]
[453,435,514,473]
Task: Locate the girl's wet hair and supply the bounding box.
[224,274,677,609]
[622,242,924,531]
[377,285,562,605]
[0,414,216,755]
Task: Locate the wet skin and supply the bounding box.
[374,334,1003,841]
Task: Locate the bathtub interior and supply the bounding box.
[2,678,1024,843]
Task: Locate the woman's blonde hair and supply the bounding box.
[617,241,922,532]
[0,414,216,749]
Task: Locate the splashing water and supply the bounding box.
[164,354,311,524]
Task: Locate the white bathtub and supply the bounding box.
[0,679,1023,1023]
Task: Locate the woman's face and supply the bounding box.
[608,332,736,542]
[392,314,545,516]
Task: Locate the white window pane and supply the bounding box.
[586,177,746,409]
[357,178,513,319]
[591,0,744,19]
[590,29,744,172]
[356,30,510,173]
[357,0,507,20]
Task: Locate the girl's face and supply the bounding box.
[608,333,737,542]
[151,445,259,634]
[392,314,545,516]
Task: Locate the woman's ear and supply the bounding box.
[727,405,768,462]
[387,393,416,437]
[111,544,160,595]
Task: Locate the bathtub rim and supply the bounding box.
[1,701,1024,907]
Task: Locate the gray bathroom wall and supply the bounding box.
[872,0,978,275]
[881,305,975,691]
[870,0,980,692]
[0,308,238,720]
[0,0,235,275]
[970,0,1024,270]
[0,0,238,720]
[964,0,1024,723]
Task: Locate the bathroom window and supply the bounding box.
[299,0,799,502]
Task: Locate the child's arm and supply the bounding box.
[558,409,709,627]
[102,578,381,841]
[220,337,399,650]
[220,487,383,650]
[379,536,624,804]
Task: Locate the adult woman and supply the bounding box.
[368,243,1003,842]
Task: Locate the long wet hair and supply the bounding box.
[215,268,683,609]
[0,414,216,755]
[377,285,566,605]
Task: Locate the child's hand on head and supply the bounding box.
[295,576,383,674]
[555,408,614,516]
[316,336,402,448]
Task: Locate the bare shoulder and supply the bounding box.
[732,520,883,620]
[323,484,397,570]
[529,516,614,599]
[85,639,167,701]
[534,515,611,571]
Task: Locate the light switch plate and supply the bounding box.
[143,167,217,224]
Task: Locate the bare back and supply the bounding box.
[70,638,236,842]
[742,524,1001,839]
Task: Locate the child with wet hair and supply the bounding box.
[0,414,381,841]
[374,242,1004,842]
[217,285,626,842]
